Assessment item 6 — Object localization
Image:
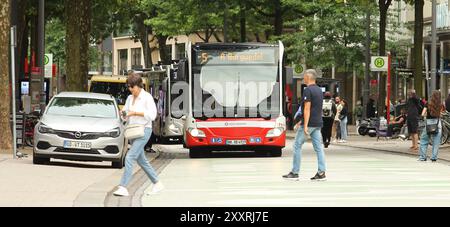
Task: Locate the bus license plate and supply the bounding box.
[226,140,247,146]
[63,141,92,150]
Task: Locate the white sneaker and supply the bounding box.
[333,139,337,143]
[147,182,165,195]
[113,186,129,197]
[341,140,347,143]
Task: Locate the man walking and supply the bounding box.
[283,69,327,181]
[322,92,336,148]
[406,89,422,151]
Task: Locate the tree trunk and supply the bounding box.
[0,0,13,152]
[136,17,153,68]
[274,0,283,36]
[65,0,91,92]
[414,0,424,98]
[240,2,247,42]
[378,0,389,117]
[157,35,170,64]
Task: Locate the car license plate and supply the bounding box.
[63,141,92,150]
[226,140,247,145]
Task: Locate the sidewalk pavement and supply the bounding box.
[0,146,159,207]
[286,126,450,162]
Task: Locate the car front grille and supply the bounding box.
[54,147,101,155]
[55,131,101,140]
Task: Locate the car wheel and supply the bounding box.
[33,152,49,165]
[111,160,124,169]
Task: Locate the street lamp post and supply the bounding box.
[38,0,46,111]
[431,0,437,95]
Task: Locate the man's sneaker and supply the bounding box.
[311,172,327,181]
[324,142,330,148]
[431,159,437,162]
[113,186,129,197]
[417,158,427,162]
[282,172,299,181]
[147,181,165,195]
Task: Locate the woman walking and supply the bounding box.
[333,96,342,143]
[339,99,349,143]
[418,91,443,162]
[113,73,164,196]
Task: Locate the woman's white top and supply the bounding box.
[335,104,343,121]
[123,90,157,128]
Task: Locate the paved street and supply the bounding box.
[3,135,450,206]
[142,138,450,207]
[0,149,158,207]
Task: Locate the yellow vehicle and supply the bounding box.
[88,75,149,109]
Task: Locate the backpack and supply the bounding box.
[323,99,334,118]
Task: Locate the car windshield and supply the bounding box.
[46,97,117,119]
[90,81,130,105]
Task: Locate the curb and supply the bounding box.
[73,150,161,207]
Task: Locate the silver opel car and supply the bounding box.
[33,92,127,168]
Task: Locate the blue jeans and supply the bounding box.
[120,128,159,187]
[340,117,348,140]
[292,126,327,174]
[419,127,442,161]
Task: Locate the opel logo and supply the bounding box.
[74,131,82,139]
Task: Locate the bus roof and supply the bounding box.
[90,75,149,83]
[194,42,280,49]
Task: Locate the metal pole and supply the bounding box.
[425,49,430,99]
[11,26,17,159]
[387,53,391,125]
[441,41,445,98]
[38,0,45,111]
[363,4,371,119]
[431,0,437,92]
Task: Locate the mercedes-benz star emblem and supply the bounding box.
[74,132,82,139]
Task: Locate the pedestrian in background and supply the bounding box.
[418,91,443,162]
[283,69,327,181]
[339,99,349,143]
[445,93,450,113]
[406,89,422,152]
[322,92,336,148]
[113,73,164,197]
[333,96,342,143]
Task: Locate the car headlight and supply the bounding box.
[105,127,121,138]
[266,127,284,138]
[38,123,55,134]
[188,128,206,138]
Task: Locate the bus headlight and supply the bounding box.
[188,128,206,138]
[266,127,284,138]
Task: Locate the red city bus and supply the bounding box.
[183,42,287,158]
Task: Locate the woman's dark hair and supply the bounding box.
[126,73,143,88]
[429,90,442,118]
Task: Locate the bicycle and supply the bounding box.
[24,111,40,147]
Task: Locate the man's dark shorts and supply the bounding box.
[407,119,418,134]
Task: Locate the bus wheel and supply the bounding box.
[189,148,209,158]
[269,148,282,157]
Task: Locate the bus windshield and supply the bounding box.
[192,46,280,119]
[90,81,130,106]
